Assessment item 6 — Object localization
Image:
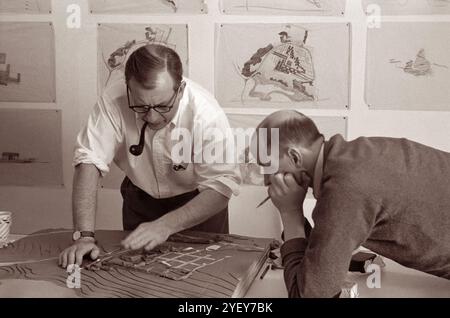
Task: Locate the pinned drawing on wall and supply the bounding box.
[0,0,51,13]
[362,0,450,15]
[216,23,351,109]
[227,114,347,185]
[366,22,450,111]
[97,23,189,93]
[89,0,207,14]
[0,22,55,103]
[0,109,63,187]
[389,49,448,77]
[220,0,346,15]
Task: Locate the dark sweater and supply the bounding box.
[280,135,450,298]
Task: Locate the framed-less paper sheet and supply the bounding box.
[0,109,63,187]
[227,114,347,185]
[363,0,450,15]
[0,22,55,102]
[0,0,51,14]
[220,0,346,15]
[98,23,189,94]
[366,22,450,111]
[216,23,351,110]
[89,0,207,14]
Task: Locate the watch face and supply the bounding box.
[72,231,81,241]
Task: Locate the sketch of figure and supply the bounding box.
[241,29,315,102]
[403,49,432,76]
[164,0,178,12]
[306,0,322,8]
[0,53,21,86]
[0,152,37,164]
[101,26,174,87]
[389,49,448,77]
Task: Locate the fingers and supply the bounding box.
[75,249,85,267]
[67,249,76,269]
[90,246,100,260]
[284,173,302,189]
[144,240,157,252]
[269,173,289,196]
[59,243,97,268]
[122,224,145,249]
[122,233,145,250]
[59,250,67,268]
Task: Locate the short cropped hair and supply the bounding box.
[257,111,322,151]
[125,44,183,90]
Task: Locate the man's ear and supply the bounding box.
[287,147,303,169]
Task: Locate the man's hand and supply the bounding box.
[58,238,100,268]
[121,220,172,251]
[268,172,309,214]
[268,172,310,240]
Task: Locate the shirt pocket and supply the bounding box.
[166,161,196,187]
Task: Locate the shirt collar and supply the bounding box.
[169,78,188,128]
[313,142,325,199]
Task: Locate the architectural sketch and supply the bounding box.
[98,24,188,92]
[366,22,450,110]
[220,0,345,15]
[363,0,450,14]
[89,0,207,14]
[241,29,316,102]
[0,54,21,86]
[0,152,38,163]
[0,109,63,186]
[216,23,350,109]
[0,0,51,14]
[0,230,275,298]
[389,49,448,77]
[0,22,55,103]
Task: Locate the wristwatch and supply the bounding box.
[72,230,95,241]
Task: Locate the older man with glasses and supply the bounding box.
[59,44,241,268]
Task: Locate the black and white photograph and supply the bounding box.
[0,0,449,307]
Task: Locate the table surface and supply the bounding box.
[1,235,449,298]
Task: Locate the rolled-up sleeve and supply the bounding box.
[194,113,242,198]
[73,96,123,176]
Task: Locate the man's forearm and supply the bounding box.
[280,209,306,241]
[72,163,100,231]
[158,189,229,234]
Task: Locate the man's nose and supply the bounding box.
[143,110,156,122]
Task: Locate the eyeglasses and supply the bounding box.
[127,81,184,114]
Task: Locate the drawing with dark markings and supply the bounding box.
[164,0,177,12]
[241,27,315,103]
[0,53,21,86]
[101,26,174,87]
[389,49,448,77]
[0,230,276,298]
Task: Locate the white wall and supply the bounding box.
[1,0,449,237]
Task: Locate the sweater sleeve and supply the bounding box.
[280,181,379,298]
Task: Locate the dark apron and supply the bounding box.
[120,177,229,233]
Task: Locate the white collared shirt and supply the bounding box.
[73,75,241,199]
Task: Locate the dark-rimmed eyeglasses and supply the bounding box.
[126,81,184,114]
